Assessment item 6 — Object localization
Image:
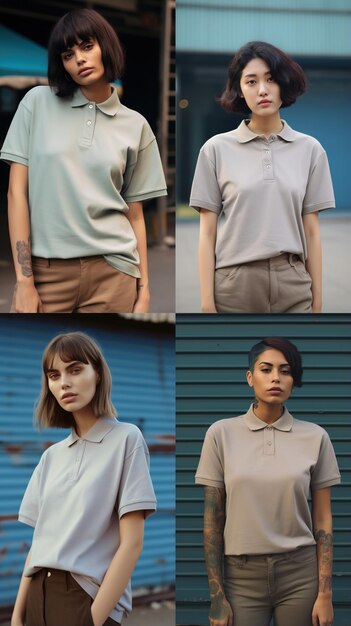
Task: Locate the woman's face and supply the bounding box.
[61,37,105,87]
[239,57,282,117]
[47,354,99,414]
[246,348,293,406]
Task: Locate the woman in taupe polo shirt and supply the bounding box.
[190,41,335,314]
[196,337,340,626]
[0,9,166,313]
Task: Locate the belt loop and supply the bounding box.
[47,258,51,268]
[241,555,247,564]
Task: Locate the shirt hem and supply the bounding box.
[18,514,36,528]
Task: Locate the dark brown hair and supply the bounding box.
[36,332,116,428]
[219,41,306,114]
[48,8,124,98]
[248,337,303,388]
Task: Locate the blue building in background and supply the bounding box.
[176,0,351,210]
[0,315,175,621]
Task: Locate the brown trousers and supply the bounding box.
[26,569,120,626]
[223,546,318,626]
[215,253,313,313]
[11,256,137,313]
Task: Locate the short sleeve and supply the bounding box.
[116,435,157,519]
[302,151,335,214]
[18,457,43,527]
[189,146,222,214]
[195,425,224,488]
[310,430,341,490]
[122,120,167,203]
[0,100,32,166]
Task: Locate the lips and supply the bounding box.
[78,67,94,76]
[258,100,272,105]
[61,393,78,401]
[268,387,283,393]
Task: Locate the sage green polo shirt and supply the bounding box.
[0,86,167,277]
[190,120,335,268]
[18,418,156,622]
[195,405,340,555]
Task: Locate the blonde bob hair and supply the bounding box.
[36,332,116,429]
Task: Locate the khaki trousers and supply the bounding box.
[223,546,318,626]
[11,256,137,313]
[26,568,120,626]
[215,253,312,313]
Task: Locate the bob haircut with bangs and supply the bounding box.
[36,332,116,429]
[48,8,124,98]
[219,41,306,114]
[248,337,303,388]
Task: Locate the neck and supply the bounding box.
[248,112,283,137]
[73,408,99,437]
[253,401,284,424]
[80,81,112,104]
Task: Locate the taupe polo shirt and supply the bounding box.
[19,418,156,622]
[195,405,340,555]
[190,120,335,268]
[0,86,167,277]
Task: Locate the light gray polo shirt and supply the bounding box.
[195,405,340,555]
[19,418,156,622]
[0,86,167,277]
[190,120,335,268]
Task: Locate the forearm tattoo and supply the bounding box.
[16,238,33,277]
[315,528,333,593]
[203,486,226,600]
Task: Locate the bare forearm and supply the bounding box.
[11,548,32,625]
[91,542,142,626]
[126,202,150,311]
[199,233,217,312]
[203,486,226,599]
[8,189,34,283]
[315,527,333,595]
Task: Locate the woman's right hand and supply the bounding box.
[209,594,233,626]
[13,281,43,313]
[201,303,217,313]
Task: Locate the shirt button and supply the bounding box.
[47,571,51,577]
[266,165,271,168]
[88,104,93,109]
[87,120,92,126]
[267,441,272,446]
[265,150,270,154]
[267,426,272,430]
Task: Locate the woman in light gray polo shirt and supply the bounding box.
[11,332,156,626]
[191,41,335,313]
[0,9,166,313]
[196,337,340,626]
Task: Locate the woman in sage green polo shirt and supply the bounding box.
[0,9,167,313]
[196,337,340,626]
[190,41,335,314]
[11,332,156,626]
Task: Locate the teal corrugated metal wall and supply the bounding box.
[0,315,175,611]
[176,0,351,55]
[176,314,351,626]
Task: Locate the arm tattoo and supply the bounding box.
[16,237,33,277]
[315,528,333,593]
[203,486,226,600]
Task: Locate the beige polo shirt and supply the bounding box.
[190,120,335,267]
[195,405,340,555]
[0,86,167,277]
[18,418,156,622]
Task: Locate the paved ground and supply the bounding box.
[176,212,351,313]
[0,212,175,314]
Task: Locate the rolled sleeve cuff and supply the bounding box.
[0,152,28,166]
[18,513,36,528]
[189,199,220,213]
[118,500,157,519]
[311,476,341,490]
[195,476,224,488]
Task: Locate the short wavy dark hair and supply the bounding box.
[248,337,303,388]
[219,41,306,114]
[48,8,124,98]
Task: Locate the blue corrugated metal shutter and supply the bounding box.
[0,315,175,611]
[176,314,351,626]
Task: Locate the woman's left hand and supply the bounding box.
[132,288,150,313]
[312,593,333,626]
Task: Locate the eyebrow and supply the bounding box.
[47,360,83,373]
[258,361,290,367]
[243,71,272,78]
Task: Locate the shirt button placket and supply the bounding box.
[264,426,275,455]
[82,103,96,146]
[262,140,274,180]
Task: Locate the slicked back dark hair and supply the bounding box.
[48,8,124,98]
[248,337,303,388]
[219,41,306,114]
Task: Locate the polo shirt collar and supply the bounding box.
[70,85,120,116]
[235,119,297,143]
[244,404,293,431]
[66,416,117,446]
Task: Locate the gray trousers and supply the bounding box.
[214,253,313,313]
[223,546,318,626]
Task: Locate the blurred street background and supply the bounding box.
[176,0,351,314]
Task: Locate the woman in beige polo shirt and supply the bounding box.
[190,41,335,313]
[11,332,156,626]
[196,337,340,626]
[0,9,166,313]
